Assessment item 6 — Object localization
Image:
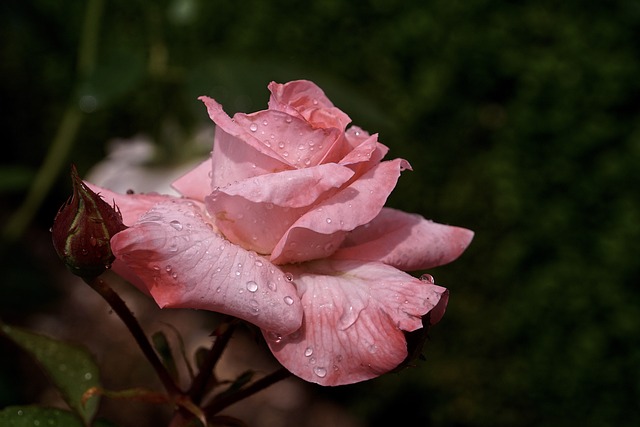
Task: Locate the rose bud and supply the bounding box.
[52,165,127,278]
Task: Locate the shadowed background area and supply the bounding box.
[1,0,639,426]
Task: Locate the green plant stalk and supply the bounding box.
[204,368,291,417]
[189,320,237,404]
[3,0,104,241]
[86,276,181,397]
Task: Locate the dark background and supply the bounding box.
[1,0,639,426]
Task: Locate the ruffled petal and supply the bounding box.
[267,80,351,130]
[205,164,354,254]
[199,96,291,188]
[111,200,303,335]
[84,182,173,226]
[171,159,212,202]
[271,158,411,264]
[233,110,344,168]
[333,208,475,271]
[264,259,448,386]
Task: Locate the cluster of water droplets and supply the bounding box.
[245,114,324,168]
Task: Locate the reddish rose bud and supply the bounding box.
[52,165,127,278]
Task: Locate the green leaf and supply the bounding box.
[0,406,85,427]
[152,331,178,381]
[0,324,101,424]
[0,406,117,427]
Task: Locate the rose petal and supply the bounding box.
[199,96,292,188]
[84,182,173,226]
[264,259,448,386]
[205,164,354,253]
[233,110,345,168]
[171,159,212,202]
[333,208,475,270]
[111,200,303,335]
[271,158,411,264]
[267,80,351,130]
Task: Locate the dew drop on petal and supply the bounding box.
[255,259,264,267]
[420,273,435,284]
[267,331,282,343]
[304,347,313,357]
[284,272,293,281]
[169,220,183,231]
[246,281,258,292]
[284,296,294,305]
[268,281,277,291]
[249,123,258,132]
[314,367,327,378]
[326,218,332,224]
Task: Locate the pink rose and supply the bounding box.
[89,80,473,385]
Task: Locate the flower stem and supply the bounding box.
[204,367,291,416]
[189,319,237,404]
[86,275,181,397]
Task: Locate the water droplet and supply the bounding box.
[249,123,258,132]
[314,366,327,378]
[246,281,258,292]
[304,347,313,357]
[326,218,332,224]
[368,344,378,353]
[284,296,294,305]
[172,273,178,279]
[285,116,292,123]
[255,260,263,267]
[165,265,172,272]
[284,272,293,281]
[17,409,23,416]
[268,281,277,291]
[420,273,435,284]
[169,220,183,231]
[267,331,282,343]
[84,372,93,380]
[262,120,268,126]
[235,271,241,276]
[298,143,305,150]
[216,286,222,293]
[278,141,285,148]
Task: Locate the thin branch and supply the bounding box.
[86,276,181,397]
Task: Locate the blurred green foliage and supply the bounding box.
[1,0,639,426]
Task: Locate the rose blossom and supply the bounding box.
[88,80,473,385]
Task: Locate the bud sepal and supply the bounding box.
[52,165,127,278]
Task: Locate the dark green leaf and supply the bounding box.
[0,406,84,427]
[0,324,101,424]
[152,331,178,381]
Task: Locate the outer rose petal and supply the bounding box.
[111,199,303,335]
[271,158,411,264]
[84,182,174,226]
[333,207,475,271]
[267,80,352,130]
[264,259,448,386]
[205,164,354,254]
[172,159,212,202]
